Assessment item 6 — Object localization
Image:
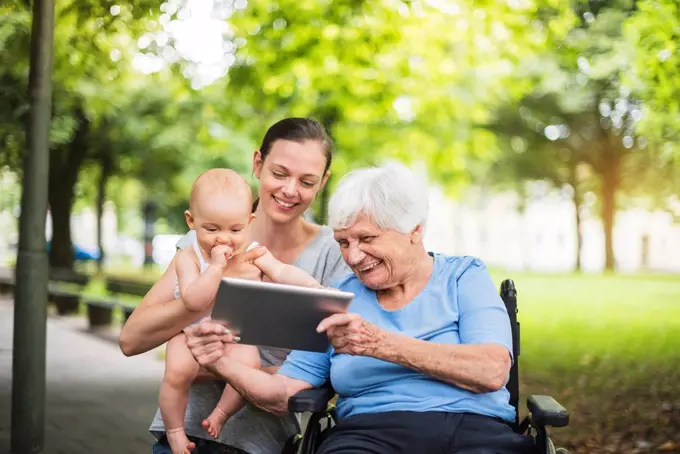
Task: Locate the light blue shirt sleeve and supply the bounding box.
[277,350,331,387]
[456,258,514,358]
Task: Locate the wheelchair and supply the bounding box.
[282,279,571,454]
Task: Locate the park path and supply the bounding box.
[0,295,165,454]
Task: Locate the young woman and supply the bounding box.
[119,118,350,454]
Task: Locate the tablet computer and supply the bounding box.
[212,278,354,353]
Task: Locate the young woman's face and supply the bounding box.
[253,139,329,224]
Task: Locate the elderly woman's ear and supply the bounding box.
[410,225,424,244]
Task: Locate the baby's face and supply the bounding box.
[187,194,253,257]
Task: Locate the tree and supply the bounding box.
[625,0,680,145]
[481,0,674,271]
[196,0,575,222]
[0,0,218,270]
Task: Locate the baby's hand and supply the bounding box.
[210,245,233,268]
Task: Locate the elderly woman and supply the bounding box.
[185,163,537,454]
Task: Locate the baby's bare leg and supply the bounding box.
[159,333,200,454]
[201,344,262,438]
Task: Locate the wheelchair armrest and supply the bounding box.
[288,386,335,413]
[527,395,569,428]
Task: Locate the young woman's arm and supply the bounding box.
[119,246,267,356]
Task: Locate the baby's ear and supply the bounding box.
[248,213,256,224]
[184,210,195,229]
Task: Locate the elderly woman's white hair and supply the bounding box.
[328,162,429,233]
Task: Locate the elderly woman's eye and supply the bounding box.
[362,236,376,243]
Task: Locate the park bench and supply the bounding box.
[83,297,137,329]
[106,278,152,298]
[47,287,82,315]
[79,277,151,330]
[47,267,90,315]
[3,267,148,330]
[83,297,119,328]
[49,267,90,286]
[0,268,15,294]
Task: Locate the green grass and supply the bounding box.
[488,270,680,453]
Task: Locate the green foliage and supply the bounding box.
[1,0,679,257]
[625,0,680,143]
[216,0,576,197]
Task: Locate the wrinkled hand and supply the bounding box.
[185,319,238,369]
[210,245,233,269]
[223,246,267,280]
[316,313,385,356]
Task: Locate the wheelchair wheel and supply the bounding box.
[546,438,556,454]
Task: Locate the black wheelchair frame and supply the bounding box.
[282,279,571,454]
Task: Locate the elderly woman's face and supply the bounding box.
[334,216,420,290]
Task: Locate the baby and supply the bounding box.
[159,168,322,454]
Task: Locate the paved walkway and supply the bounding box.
[0,296,166,454]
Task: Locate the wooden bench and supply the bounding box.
[0,272,15,295]
[121,303,136,323]
[83,298,117,327]
[106,278,152,298]
[83,298,137,329]
[49,268,90,286]
[47,287,81,315]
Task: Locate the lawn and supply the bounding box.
[488,270,680,454]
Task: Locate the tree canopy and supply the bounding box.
[0,0,678,270]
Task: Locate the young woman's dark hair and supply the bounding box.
[252,117,333,213]
[259,117,333,174]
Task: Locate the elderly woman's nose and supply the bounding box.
[346,245,367,265]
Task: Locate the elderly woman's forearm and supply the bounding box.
[212,358,311,414]
[375,333,511,393]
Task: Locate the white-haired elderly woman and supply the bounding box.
[184,163,537,454]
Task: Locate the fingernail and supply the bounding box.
[234,336,241,342]
[223,327,231,334]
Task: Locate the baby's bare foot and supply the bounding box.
[166,428,195,454]
[201,406,229,438]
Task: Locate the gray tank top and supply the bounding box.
[149,226,350,454]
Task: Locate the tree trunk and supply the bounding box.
[598,149,621,272]
[48,188,75,270]
[569,164,583,272]
[47,107,90,271]
[96,155,112,273]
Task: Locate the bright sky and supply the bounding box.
[130,0,238,88]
